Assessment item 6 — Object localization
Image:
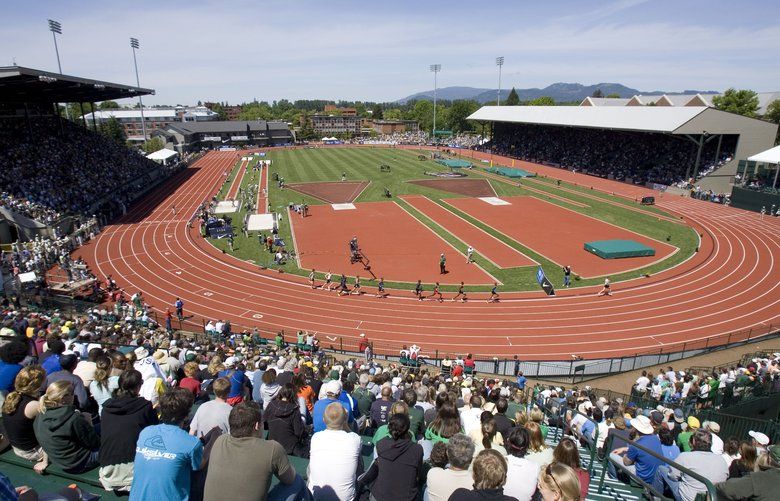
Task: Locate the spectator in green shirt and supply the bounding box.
[677,416,700,452]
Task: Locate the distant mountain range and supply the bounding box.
[396,83,720,104]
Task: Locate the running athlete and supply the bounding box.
[414,280,423,300]
[597,277,612,296]
[309,269,316,289]
[351,276,362,295]
[487,282,499,303]
[324,271,333,290]
[338,274,350,296]
[452,282,467,302]
[376,277,386,298]
[431,282,444,302]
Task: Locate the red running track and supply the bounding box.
[80,149,780,360]
[225,157,248,200]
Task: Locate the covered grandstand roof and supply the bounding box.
[467,105,777,135]
[165,120,289,134]
[0,66,154,103]
[748,144,780,165]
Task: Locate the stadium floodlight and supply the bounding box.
[496,57,504,106]
[47,19,68,119]
[130,37,147,142]
[430,64,441,139]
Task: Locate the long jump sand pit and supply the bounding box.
[407,178,496,197]
[289,201,495,285]
[445,196,677,278]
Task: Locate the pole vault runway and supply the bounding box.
[80,150,780,360]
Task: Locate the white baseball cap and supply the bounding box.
[749,430,770,446]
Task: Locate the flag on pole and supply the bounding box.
[536,266,556,296]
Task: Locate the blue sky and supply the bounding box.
[1,0,778,105]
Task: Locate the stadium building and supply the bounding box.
[154,120,294,153]
[469,105,778,194]
[79,106,219,142]
[310,114,361,135]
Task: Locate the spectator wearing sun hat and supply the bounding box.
[703,421,723,455]
[678,416,700,452]
[612,415,663,484]
[749,430,770,455]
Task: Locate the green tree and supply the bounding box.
[98,100,120,109]
[446,100,480,133]
[592,89,603,98]
[297,112,316,141]
[412,100,433,133]
[606,93,621,98]
[141,137,165,154]
[371,104,383,120]
[712,88,759,117]
[763,99,780,123]
[505,87,520,105]
[239,102,273,120]
[765,100,780,144]
[99,116,127,144]
[383,108,403,120]
[528,96,556,106]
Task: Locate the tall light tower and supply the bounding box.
[430,64,441,139]
[496,56,505,106]
[48,19,68,119]
[130,37,147,142]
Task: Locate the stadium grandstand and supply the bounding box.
[469,106,778,194]
[0,65,779,501]
[154,119,294,153]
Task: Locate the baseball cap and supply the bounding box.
[749,430,770,446]
[324,380,342,395]
[673,408,685,423]
[687,416,700,429]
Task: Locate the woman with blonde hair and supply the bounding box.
[2,366,47,468]
[538,462,582,501]
[530,407,548,440]
[89,355,118,415]
[34,380,100,473]
[524,421,554,466]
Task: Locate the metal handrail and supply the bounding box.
[537,400,600,475]
[598,431,718,501]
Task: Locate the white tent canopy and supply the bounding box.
[748,144,780,165]
[146,148,178,161]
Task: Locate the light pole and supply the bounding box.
[430,64,441,140]
[48,19,68,119]
[496,56,504,105]
[130,37,147,142]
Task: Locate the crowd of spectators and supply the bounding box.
[0,192,61,226]
[1,218,101,280]
[531,354,779,501]
[0,118,161,218]
[0,298,777,500]
[484,123,738,188]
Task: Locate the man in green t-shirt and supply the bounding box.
[677,416,700,452]
[204,401,309,501]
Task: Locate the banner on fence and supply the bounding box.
[536,266,556,296]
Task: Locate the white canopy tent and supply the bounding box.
[146,148,179,165]
[748,144,780,188]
